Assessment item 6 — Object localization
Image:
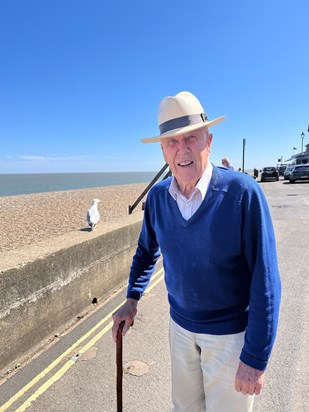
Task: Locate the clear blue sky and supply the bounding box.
[1,0,308,173]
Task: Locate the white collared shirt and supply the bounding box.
[169,163,213,220]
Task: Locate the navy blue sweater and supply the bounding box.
[127,166,281,371]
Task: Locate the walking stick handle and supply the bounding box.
[116,322,125,412]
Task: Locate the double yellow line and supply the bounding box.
[0,268,164,412]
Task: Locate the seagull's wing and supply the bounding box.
[86,210,92,225]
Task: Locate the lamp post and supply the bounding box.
[242,138,246,172]
[301,132,305,154]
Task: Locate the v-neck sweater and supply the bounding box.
[127,165,281,371]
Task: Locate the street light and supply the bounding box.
[301,131,305,154]
[242,138,246,172]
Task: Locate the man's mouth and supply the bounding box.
[178,161,193,167]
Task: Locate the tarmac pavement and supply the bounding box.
[0,177,308,412]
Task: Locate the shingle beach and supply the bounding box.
[0,183,147,253]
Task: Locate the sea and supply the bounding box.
[0,172,160,197]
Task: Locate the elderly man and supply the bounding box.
[112,91,281,412]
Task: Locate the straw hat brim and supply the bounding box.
[141,115,226,143]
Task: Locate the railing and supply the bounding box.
[128,164,171,214]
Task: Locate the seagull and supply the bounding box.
[87,198,101,230]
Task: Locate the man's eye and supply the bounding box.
[186,136,198,143]
[167,139,177,145]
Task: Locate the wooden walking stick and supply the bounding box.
[116,322,125,412]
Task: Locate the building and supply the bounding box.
[285,143,309,165]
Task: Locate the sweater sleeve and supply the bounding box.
[126,191,161,301]
[240,184,281,371]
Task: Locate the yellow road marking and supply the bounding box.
[0,268,164,412]
[15,321,114,412]
[14,361,75,412]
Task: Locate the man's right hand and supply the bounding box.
[112,298,138,342]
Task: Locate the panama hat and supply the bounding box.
[141,91,226,143]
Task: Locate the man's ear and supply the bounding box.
[161,143,168,163]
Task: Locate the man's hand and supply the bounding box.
[112,298,138,342]
[235,361,265,395]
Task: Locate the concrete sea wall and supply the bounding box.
[0,215,142,373]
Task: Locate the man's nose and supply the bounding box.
[178,138,189,152]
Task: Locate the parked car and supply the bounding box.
[278,164,287,176]
[289,164,309,183]
[284,166,294,180]
[260,167,279,182]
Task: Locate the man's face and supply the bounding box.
[160,127,212,190]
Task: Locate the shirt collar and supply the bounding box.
[169,163,213,201]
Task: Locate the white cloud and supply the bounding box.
[17,155,84,161]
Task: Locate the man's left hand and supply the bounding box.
[235,361,265,395]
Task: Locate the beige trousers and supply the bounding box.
[169,319,254,412]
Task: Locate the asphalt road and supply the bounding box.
[0,177,308,412]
